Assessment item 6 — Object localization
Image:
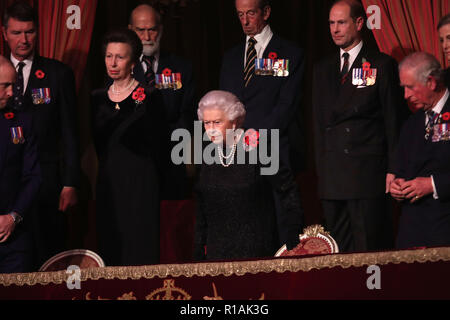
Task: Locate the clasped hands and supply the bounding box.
[389,176,434,203]
[0,215,15,244]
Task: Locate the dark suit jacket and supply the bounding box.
[0,110,41,245]
[21,55,80,204]
[133,52,196,199]
[313,44,405,200]
[134,51,196,133]
[394,96,450,248]
[219,33,305,170]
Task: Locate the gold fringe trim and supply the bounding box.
[1,247,449,287]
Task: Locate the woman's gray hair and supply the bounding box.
[399,52,444,84]
[198,90,246,127]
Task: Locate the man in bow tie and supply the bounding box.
[129,4,196,201]
[392,52,450,249]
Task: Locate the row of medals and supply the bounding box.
[255,59,290,77]
[352,68,377,86]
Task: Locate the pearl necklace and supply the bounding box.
[111,78,136,95]
[217,142,237,167]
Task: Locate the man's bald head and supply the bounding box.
[128,4,163,56]
[0,55,16,109]
[129,4,161,26]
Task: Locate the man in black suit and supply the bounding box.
[128,4,196,200]
[313,0,404,252]
[391,52,450,249]
[220,0,304,171]
[0,56,40,273]
[2,2,80,269]
[220,0,305,246]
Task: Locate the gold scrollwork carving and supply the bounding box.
[146,279,191,300]
[1,247,450,287]
[82,291,137,300]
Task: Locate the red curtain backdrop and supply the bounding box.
[362,0,450,68]
[38,0,97,90]
[0,0,97,91]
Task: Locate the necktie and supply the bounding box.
[425,110,439,140]
[142,55,155,88]
[244,37,257,87]
[341,52,350,84]
[13,62,25,110]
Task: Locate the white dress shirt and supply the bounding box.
[340,40,363,72]
[426,88,449,124]
[11,54,34,93]
[244,24,274,65]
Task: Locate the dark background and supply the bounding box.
[71,0,383,251]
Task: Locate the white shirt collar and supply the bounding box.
[10,53,34,69]
[340,40,363,70]
[247,24,272,47]
[433,88,449,115]
[245,24,273,60]
[10,53,34,93]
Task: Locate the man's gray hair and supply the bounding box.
[198,90,246,127]
[399,52,444,84]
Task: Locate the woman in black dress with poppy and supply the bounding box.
[91,29,166,266]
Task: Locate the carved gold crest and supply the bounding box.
[146,279,191,300]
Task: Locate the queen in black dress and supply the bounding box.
[193,90,304,261]
[91,29,166,266]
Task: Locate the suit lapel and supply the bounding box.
[156,51,169,74]
[332,45,369,117]
[249,34,280,89]
[333,45,370,122]
[232,42,246,97]
[25,55,41,97]
[319,53,342,126]
[328,53,341,103]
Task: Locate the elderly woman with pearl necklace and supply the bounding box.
[193,90,304,261]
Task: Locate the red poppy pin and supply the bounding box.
[132,87,146,105]
[442,112,450,121]
[4,112,15,120]
[162,68,172,77]
[268,52,278,60]
[244,129,260,151]
[362,62,371,72]
[35,70,45,79]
